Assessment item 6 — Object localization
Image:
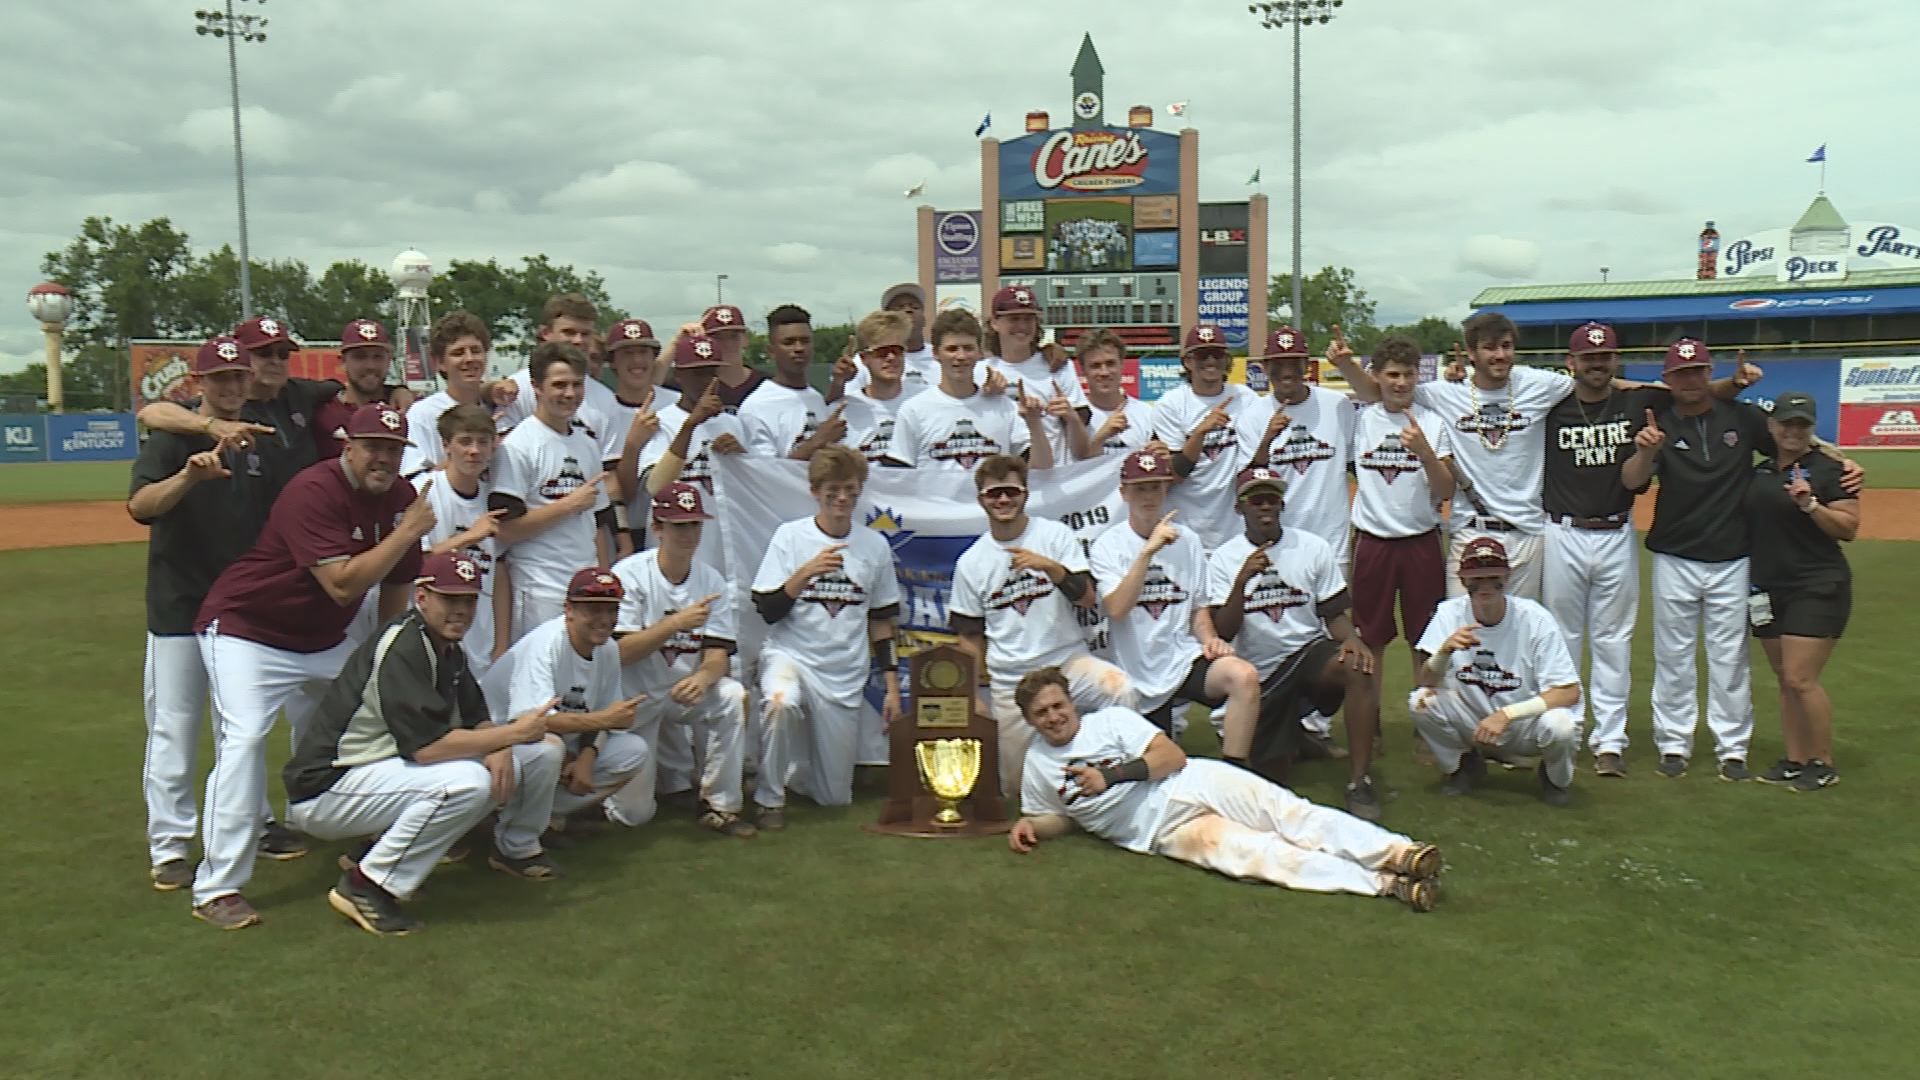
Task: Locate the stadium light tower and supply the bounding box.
[1249,0,1344,337]
[194,1,269,320]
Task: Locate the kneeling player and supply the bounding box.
[1008,669,1440,912]
[283,553,559,935]
[1411,538,1582,807]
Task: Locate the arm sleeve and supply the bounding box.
[282,482,357,568]
[1315,540,1347,602]
[591,643,623,711]
[1516,364,1576,402]
[491,440,531,502]
[382,487,426,583]
[1086,531,1130,596]
[1006,402,1032,457]
[884,405,921,467]
[1813,456,1851,504]
[1428,407,1455,460]
[1151,396,1186,445]
[1740,401,1776,455]
[454,659,491,730]
[1051,520,1090,575]
[401,405,438,476]
[129,432,190,501]
[1110,709,1164,757]
[739,407,778,457]
[749,527,793,595]
[381,632,463,759]
[703,568,738,644]
[1414,605,1453,656]
[865,538,902,610]
[613,566,647,633]
[1020,755,1072,819]
[1205,549,1235,607]
[947,552,985,619]
[507,634,559,716]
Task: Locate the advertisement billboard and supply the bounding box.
[1838,356,1920,447]
[935,210,983,283]
[1133,231,1178,268]
[1042,197,1132,273]
[47,413,137,461]
[1,414,47,463]
[1132,195,1178,230]
[1197,202,1251,276]
[1001,200,1045,234]
[1000,236,1046,272]
[1197,275,1251,349]
[131,340,345,411]
[997,128,1181,200]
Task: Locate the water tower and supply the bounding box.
[389,248,435,389]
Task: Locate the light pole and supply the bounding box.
[26,283,74,413]
[1249,0,1343,336]
[194,1,268,320]
[715,274,729,306]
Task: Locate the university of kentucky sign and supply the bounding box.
[998,127,1180,200]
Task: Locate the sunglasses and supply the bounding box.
[863,345,906,360]
[981,485,1027,502]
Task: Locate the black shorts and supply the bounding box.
[1143,655,1219,732]
[1753,581,1851,640]
[1250,636,1342,766]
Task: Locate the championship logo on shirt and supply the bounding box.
[452,536,495,579]
[798,570,868,617]
[559,685,590,712]
[1137,564,1188,619]
[1196,425,1237,463]
[1456,649,1522,694]
[1357,434,1421,484]
[1264,425,1336,476]
[679,446,717,492]
[791,412,822,454]
[659,616,705,666]
[1456,404,1528,449]
[1244,572,1312,622]
[930,419,1002,470]
[986,568,1056,615]
[539,456,589,499]
[570,417,600,442]
[1059,755,1125,802]
[856,419,896,462]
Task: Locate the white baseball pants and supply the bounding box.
[143,633,210,867]
[990,653,1136,800]
[604,677,748,825]
[1542,521,1638,754]
[1409,686,1580,788]
[508,584,565,645]
[345,590,381,647]
[287,757,494,901]
[755,650,863,809]
[1447,526,1543,600]
[192,627,353,906]
[1152,760,1404,897]
[492,736,564,859]
[1649,553,1753,764]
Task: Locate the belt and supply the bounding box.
[1550,513,1628,531]
[1468,515,1516,532]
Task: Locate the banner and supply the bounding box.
[1197,275,1251,349]
[131,340,345,411]
[713,455,1125,712]
[1,414,47,463]
[47,413,136,461]
[1838,357,1920,447]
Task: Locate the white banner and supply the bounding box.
[1839,356,1920,404]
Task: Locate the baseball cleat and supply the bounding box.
[1441,752,1485,796]
[192,894,261,931]
[257,822,309,861]
[1384,843,1443,881]
[149,859,192,892]
[1344,775,1382,821]
[1790,760,1838,791]
[1756,758,1804,786]
[1656,754,1688,779]
[701,809,758,838]
[328,873,421,937]
[754,806,787,832]
[1716,758,1750,783]
[1593,752,1627,778]
[1537,764,1571,808]
[1388,875,1439,913]
[488,850,563,881]
[337,840,373,873]
[439,843,470,865]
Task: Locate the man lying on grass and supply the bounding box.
[1007,666,1442,912]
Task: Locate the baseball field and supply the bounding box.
[4,459,1916,1079]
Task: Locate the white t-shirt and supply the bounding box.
[1414,366,1575,533]
[401,390,458,477]
[751,516,902,704]
[598,387,681,466]
[1417,595,1580,718]
[1152,383,1258,548]
[1206,528,1344,680]
[841,384,925,463]
[495,365,621,435]
[739,381,836,458]
[887,386,1032,472]
[984,354,1089,463]
[412,472,500,676]
[848,344,940,396]
[482,614,622,730]
[610,548,734,699]
[1236,385,1355,548]
[950,517,1091,690]
[1350,403,1454,539]
[1088,520,1205,710]
[491,415,610,599]
[638,404,746,576]
[1019,706,1171,854]
[1087,397,1154,457]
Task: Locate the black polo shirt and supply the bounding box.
[129,429,280,635]
[1643,399,1775,563]
[1543,386,1670,518]
[1746,450,1851,591]
[244,377,341,497]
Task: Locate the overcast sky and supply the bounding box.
[3,0,1914,373]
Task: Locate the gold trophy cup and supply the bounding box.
[914,738,983,828]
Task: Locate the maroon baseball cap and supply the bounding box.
[1119,448,1174,484]
[233,315,294,351]
[607,318,660,350]
[1569,322,1618,356]
[1458,536,1512,578]
[652,481,713,522]
[1664,338,1711,374]
[991,285,1040,316]
[1236,466,1288,498]
[1259,325,1309,361]
[415,550,483,596]
[345,402,411,443]
[193,335,251,375]
[567,568,625,603]
[702,305,747,335]
[341,319,392,352]
[672,333,723,369]
[1182,324,1230,358]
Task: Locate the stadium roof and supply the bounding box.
[1471,266,1920,307]
[1793,194,1849,232]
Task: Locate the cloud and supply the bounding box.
[171,106,298,165]
[765,242,821,269]
[1458,236,1541,280]
[541,161,698,210]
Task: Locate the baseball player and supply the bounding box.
[831,283,940,401]
[129,336,283,892]
[1089,449,1262,744]
[1206,466,1382,819]
[315,318,416,453]
[493,293,620,433]
[692,303,767,414]
[480,568,650,874]
[282,551,558,935]
[188,402,431,929]
[603,483,754,837]
[1153,324,1257,548]
[740,305,847,460]
[638,333,748,504]
[749,447,903,828]
[836,309,928,463]
[1009,668,1441,912]
[982,285,1094,461]
[1411,537,1582,807]
[412,404,512,676]
[402,310,503,479]
[950,454,1135,799]
[490,342,612,641]
[886,309,1053,472]
[598,318,677,555]
[1078,328,1154,457]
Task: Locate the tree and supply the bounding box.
[40,216,203,410]
[1372,315,1461,357]
[431,256,626,348]
[1266,266,1378,351]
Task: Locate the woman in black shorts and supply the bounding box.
[1745,392,1860,791]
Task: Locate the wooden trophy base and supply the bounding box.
[865,794,1011,839]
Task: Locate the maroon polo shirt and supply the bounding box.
[313,387,403,456]
[196,457,423,653]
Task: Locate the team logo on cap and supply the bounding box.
[676,489,697,511]
[1677,342,1697,360]
[1249,467,1277,483]
[1587,327,1607,346]
[1013,288,1032,306]
[623,323,644,339]
[714,308,734,324]
[216,341,239,361]
[454,557,477,581]
[694,340,714,359]
[1197,327,1216,343]
[1277,332,1295,350]
[1138,453,1159,471]
[355,321,379,340]
[380,408,402,430]
[259,318,280,337]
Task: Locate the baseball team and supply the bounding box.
[129,282,1864,934]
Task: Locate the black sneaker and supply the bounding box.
[1757,758,1804,785]
[1537,764,1571,808]
[258,822,309,861]
[1791,760,1838,791]
[1717,758,1750,783]
[1656,754,1688,779]
[1344,776,1382,821]
[1441,752,1485,796]
[327,873,422,937]
[149,858,192,892]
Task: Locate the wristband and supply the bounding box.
[1425,648,1454,676]
[1503,695,1548,721]
[871,638,897,673]
[1802,498,1820,515]
[1097,757,1151,788]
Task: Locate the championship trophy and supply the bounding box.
[914,738,983,828]
[867,644,1009,837]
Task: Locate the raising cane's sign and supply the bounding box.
[998,127,1179,200]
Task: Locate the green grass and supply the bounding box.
[1845,448,1920,489]
[5,542,1916,1079]
[0,459,129,504]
